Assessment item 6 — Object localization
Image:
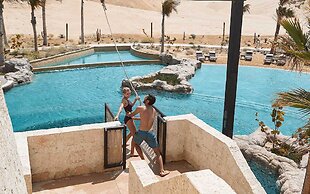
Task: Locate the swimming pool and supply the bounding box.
[247,160,280,194]
[43,51,150,67]
[4,64,310,135]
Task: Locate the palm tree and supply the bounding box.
[41,0,47,46]
[81,0,85,44]
[243,4,250,14]
[161,0,179,54]
[271,0,295,54]
[28,0,41,52]
[276,13,310,194]
[279,18,310,70]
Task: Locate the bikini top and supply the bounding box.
[124,98,133,113]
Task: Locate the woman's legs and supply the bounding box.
[126,119,137,155]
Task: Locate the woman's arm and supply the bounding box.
[132,96,140,106]
[114,101,124,121]
[132,117,141,120]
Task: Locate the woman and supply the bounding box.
[114,87,140,157]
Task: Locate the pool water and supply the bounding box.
[43,51,149,67]
[4,64,310,134]
[248,160,280,194]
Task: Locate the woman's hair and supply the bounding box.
[122,87,131,94]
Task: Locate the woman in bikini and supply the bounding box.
[114,87,140,157]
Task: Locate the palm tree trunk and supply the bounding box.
[3,18,8,48]
[31,6,38,52]
[81,0,84,44]
[0,3,4,66]
[42,0,48,46]
[271,18,281,54]
[160,12,165,54]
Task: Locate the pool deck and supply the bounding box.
[32,138,195,194]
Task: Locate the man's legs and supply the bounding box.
[153,147,169,177]
[135,144,144,160]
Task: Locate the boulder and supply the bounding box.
[2,58,33,88]
[160,54,181,65]
[121,56,201,93]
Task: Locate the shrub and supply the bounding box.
[190,34,196,40]
[141,38,154,43]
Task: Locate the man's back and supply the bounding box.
[139,106,155,131]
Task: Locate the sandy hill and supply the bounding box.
[3,0,307,37]
[97,0,162,11]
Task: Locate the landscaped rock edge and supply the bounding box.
[1,58,33,92]
[234,129,308,194]
[122,54,202,93]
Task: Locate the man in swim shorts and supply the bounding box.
[126,94,170,177]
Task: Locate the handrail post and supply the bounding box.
[122,125,127,170]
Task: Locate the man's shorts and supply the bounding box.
[133,130,159,148]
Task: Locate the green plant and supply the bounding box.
[256,107,285,148]
[256,105,309,163]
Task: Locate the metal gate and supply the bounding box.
[104,103,126,169]
[154,106,167,164]
[104,125,126,169]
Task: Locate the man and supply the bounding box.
[127,94,170,177]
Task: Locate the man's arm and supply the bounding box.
[127,106,143,117]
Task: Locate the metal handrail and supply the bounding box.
[104,103,115,122]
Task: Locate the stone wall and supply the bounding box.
[15,122,122,183]
[164,114,266,194]
[129,160,236,194]
[0,90,27,194]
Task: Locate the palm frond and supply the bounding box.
[277,6,295,18]
[28,0,41,8]
[303,119,310,131]
[279,18,310,70]
[279,0,290,6]
[162,0,180,17]
[273,88,310,117]
[243,4,250,14]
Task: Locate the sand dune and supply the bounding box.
[3,0,305,38]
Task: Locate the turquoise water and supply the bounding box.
[248,160,280,194]
[43,51,149,67]
[4,64,310,135]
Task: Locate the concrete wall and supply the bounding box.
[31,47,94,67]
[165,114,266,194]
[93,45,131,52]
[0,90,28,194]
[129,160,236,194]
[130,46,160,60]
[33,60,161,73]
[15,122,122,183]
